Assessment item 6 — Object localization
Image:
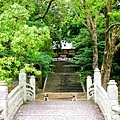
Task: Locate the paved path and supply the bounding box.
[14,100,104,120]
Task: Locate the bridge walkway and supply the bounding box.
[14,100,104,120]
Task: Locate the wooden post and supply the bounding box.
[0,81,8,120]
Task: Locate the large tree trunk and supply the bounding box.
[86,11,98,70]
[101,0,112,89]
[100,0,120,89]
[92,29,98,70]
[101,47,114,89]
[101,26,120,89]
[81,0,99,70]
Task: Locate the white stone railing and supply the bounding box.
[87,68,119,120]
[8,85,24,120]
[86,76,94,100]
[26,75,36,100]
[96,85,109,120]
[0,70,36,120]
[42,76,48,93]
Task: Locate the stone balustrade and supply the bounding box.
[0,70,36,120]
[87,68,119,120]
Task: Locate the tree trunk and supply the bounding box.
[101,0,120,89]
[82,0,99,70]
[92,29,98,70]
[101,49,114,89]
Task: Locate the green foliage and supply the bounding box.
[70,28,93,70]
[1,0,119,85]
[0,0,35,14]
[0,57,20,84]
[111,50,120,83]
[23,63,41,76]
[0,0,54,83]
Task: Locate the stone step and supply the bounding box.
[53,61,75,73]
[36,92,87,101]
[45,73,83,92]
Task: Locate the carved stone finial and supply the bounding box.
[94,68,100,72]
[108,80,117,85]
[87,76,92,79]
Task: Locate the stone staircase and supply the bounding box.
[53,61,75,73]
[38,61,86,101]
[37,72,86,101]
[44,73,83,92]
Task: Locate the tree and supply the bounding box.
[0,1,54,83]
[67,0,107,70]
[101,0,120,88]
[61,0,120,88]
[34,0,61,40]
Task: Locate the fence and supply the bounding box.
[0,70,36,120]
[86,68,120,120]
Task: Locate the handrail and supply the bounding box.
[88,83,94,98]
[112,105,120,113]
[86,69,119,120]
[42,76,48,92]
[26,83,35,100]
[7,81,35,120]
[8,85,24,120]
[8,85,23,99]
[81,81,86,92]
[96,85,109,120]
[0,72,36,120]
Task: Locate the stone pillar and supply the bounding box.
[94,68,101,85]
[94,68,101,103]
[0,81,8,120]
[107,80,119,120]
[19,70,27,103]
[86,76,92,100]
[29,75,36,100]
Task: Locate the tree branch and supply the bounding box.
[36,0,55,20]
[106,23,120,33]
[80,0,91,32]
[80,0,85,6]
[115,43,120,53]
[111,27,120,45]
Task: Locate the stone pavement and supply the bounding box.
[14,100,104,120]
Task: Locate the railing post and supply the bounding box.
[29,75,36,100]
[94,68,101,103]
[0,81,8,120]
[107,80,119,120]
[86,76,92,100]
[19,70,27,103]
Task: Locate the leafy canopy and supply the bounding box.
[0,1,54,83]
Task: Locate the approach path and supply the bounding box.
[14,100,104,120]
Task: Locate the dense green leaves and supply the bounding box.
[0,0,54,83]
[60,0,120,85]
[0,0,120,86]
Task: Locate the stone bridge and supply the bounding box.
[14,100,104,120]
